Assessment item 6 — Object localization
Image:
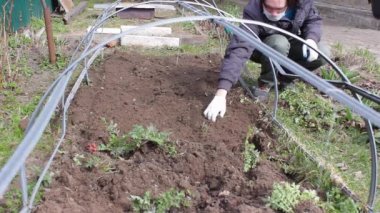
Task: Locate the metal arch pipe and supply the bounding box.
[0,2,378,210]
[1,13,380,200]
[178,2,377,209]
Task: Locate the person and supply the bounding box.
[204,0,330,122]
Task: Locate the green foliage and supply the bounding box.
[40,53,69,72]
[131,189,188,213]
[267,182,319,213]
[84,156,101,170]
[155,190,187,213]
[131,191,153,212]
[30,17,45,31]
[323,187,360,213]
[0,93,41,165]
[275,126,365,212]
[100,121,176,157]
[181,21,196,33]
[279,83,336,130]
[220,3,242,18]
[72,153,115,173]
[0,181,44,212]
[320,66,360,83]
[8,35,32,48]
[331,43,380,77]
[243,127,260,172]
[352,48,380,74]
[52,18,69,34]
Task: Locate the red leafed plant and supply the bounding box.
[86,143,98,153]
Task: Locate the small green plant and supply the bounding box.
[279,83,337,130]
[40,53,69,71]
[324,187,360,213]
[0,181,44,212]
[220,3,242,18]
[72,153,114,172]
[30,17,45,31]
[84,156,101,170]
[100,120,176,157]
[7,35,32,49]
[243,127,260,172]
[131,189,188,213]
[267,182,320,213]
[73,153,85,166]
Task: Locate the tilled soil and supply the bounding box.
[35,51,321,212]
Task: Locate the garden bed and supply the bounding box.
[35,51,322,212]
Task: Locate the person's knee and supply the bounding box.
[263,34,290,55]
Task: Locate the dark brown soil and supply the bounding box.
[35,51,319,212]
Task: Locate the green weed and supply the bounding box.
[72,153,115,173]
[323,187,360,213]
[40,53,69,72]
[331,43,380,79]
[7,35,32,48]
[267,182,320,213]
[279,83,337,130]
[100,121,176,157]
[52,18,69,34]
[0,93,41,165]
[352,48,380,74]
[243,127,260,172]
[276,87,369,211]
[30,17,45,31]
[220,3,242,18]
[0,181,44,212]
[131,189,188,213]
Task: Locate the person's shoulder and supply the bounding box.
[245,0,261,8]
[244,0,261,13]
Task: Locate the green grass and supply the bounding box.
[0,90,41,165]
[331,42,380,80]
[219,2,243,18]
[116,37,225,57]
[0,181,45,213]
[276,130,362,212]
[276,82,377,210]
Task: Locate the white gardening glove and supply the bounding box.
[302,39,319,62]
[204,89,227,122]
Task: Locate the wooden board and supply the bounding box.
[59,0,74,12]
[121,35,179,47]
[63,2,87,24]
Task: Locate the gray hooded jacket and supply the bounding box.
[218,0,322,91]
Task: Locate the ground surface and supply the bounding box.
[34,52,322,212]
[323,24,380,61]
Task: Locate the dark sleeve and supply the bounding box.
[301,1,322,42]
[218,0,261,91]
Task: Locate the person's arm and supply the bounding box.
[218,0,261,91]
[300,1,323,61]
[204,0,261,122]
[301,2,322,42]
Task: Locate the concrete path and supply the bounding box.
[322,24,380,61]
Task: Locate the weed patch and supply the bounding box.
[243,127,260,172]
[267,182,320,213]
[131,189,188,213]
[100,120,177,157]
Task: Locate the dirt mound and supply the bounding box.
[35,51,315,212]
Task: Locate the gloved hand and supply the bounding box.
[302,39,319,62]
[204,90,227,122]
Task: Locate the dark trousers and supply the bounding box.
[250,34,331,84]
